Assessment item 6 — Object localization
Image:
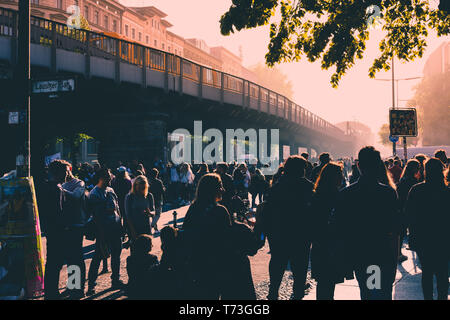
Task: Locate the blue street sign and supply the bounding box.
[389,135,399,143]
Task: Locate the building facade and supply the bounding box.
[423,41,450,77]
[1,0,262,86]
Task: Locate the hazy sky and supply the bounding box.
[122,0,449,151]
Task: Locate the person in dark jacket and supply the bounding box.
[60,163,87,299]
[311,153,331,184]
[406,158,449,300]
[301,153,313,181]
[41,159,87,299]
[159,226,187,299]
[264,155,314,300]
[148,168,165,233]
[215,163,235,214]
[310,162,345,300]
[42,160,69,300]
[87,168,124,295]
[126,234,160,299]
[334,146,400,300]
[111,167,132,224]
[396,159,420,261]
[222,221,262,300]
[182,173,232,299]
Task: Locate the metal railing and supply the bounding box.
[0,7,346,139]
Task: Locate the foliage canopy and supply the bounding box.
[220,0,450,87]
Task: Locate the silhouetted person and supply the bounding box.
[396,159,421,262]
[389,160,403,184]
[87,168,124,295]
[406,158,449,300]
[349,162,360,184]
[310,162,345,300]
[311,153,331,183]
[434,149,448,167]
[124,175,155,238]
[414,154,428,182]
[215,163,235,213]
[334,146,400,300]
[111,167,132,224]
[42,160,69,300]
[60,162,87,299]
[301,152,313,180]
[222,220,262,300]
[148,168,165,233]
[182,173,232,299]
[264,156,314,300]
[126,234,159,299]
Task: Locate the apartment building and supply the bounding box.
[0,0,258,81]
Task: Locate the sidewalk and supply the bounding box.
[40,203,448,300]
[303,244,445,300]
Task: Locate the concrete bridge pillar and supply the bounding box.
[97,112,169,169]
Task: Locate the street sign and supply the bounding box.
[389,108,417,137]
[389,135,399,143]
[31,78,75,94]
[8,112,19,124]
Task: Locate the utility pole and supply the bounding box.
[17,0,31,177]
[374,58,422,159]
[391,56,396,157]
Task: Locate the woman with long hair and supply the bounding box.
[179,163,195,205]
[310,162,345,300]
[396,159,421,262]
[182,173,232,299]
[124,175,155,239]
[406,158,449,300]
[378,160,397,190]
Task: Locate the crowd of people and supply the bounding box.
[37,146,449,300]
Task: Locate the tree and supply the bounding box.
[249,62,294,98]
[220,0,450,87]
[410,71,450,146]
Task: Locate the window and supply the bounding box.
[94,11,99,25]
[104,15,109,30]
[125,25,129,37]
[162,43,165,50]
[112,20,117,33]
[31,0,39,5]
[175,49,177,55]
[84,6,89,20]
[57,0,63,10]
[138,32,142,41]
[168,46,171,52]
[132,28,135,39]
[154,40,157,47]
[146,36,149,44]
